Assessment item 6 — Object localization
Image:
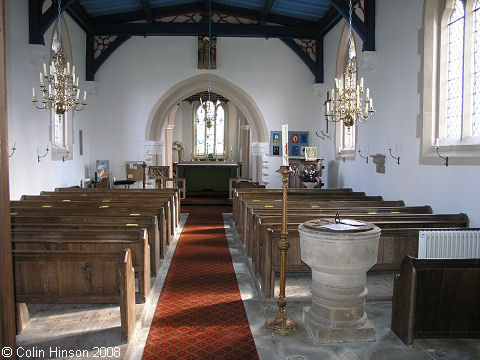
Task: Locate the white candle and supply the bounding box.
[72,65,75,76]
[39,72,43,84]
[366,88,370,99]
[326,101,330,113]
[335,78,339,88]
[76,89,80,99]
[76,77,79,87]
[338,147,342,154]
[282,124,289,166]
[13,141,16,149]
[43,63,47,74]
[32,87,36,98]
[67,62,70,74]
[331,89,334,99]
[83,91,87,102]
[369,98,373,110]
[435,138,440,147]
[360,77,364,90]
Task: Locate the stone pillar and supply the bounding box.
[240,125,250,179]
[164,125,174,177]
[251,142,269,185]
[299,219,380,343]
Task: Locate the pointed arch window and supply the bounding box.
[421,0,480,165]
[50,16,74,161]
[193,101,226,157]
[335,25,357,160]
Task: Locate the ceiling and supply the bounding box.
[76,0,332,23]
[30,0,375,81]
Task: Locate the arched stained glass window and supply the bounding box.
[194,101,225,156]
[446,0,465,139]
[473,0,480,135]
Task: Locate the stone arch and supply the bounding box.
[145,74,268,144]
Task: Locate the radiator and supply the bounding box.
[418,230,480,259]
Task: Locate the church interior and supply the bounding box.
[1,0,479,359]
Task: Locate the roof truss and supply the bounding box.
[28,0,375,82]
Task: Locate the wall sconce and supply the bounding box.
[62,150,69,162]
[37,144,50,163]
[358,147,369,163]
[9,141,16,158]
[338,148,345,162]
[315,130,331,140]
[388,145,400,165]
[434,139,448,167]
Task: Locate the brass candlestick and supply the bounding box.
[265,165,297,335]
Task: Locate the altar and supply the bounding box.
[174,161,240,193]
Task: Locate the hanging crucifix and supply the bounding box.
[198,36,217,69]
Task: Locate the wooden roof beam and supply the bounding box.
[139,0,153,23]
[324,0,375,51]
[29,0,75,44]
[260,0,276,25]
[92,22,319,39]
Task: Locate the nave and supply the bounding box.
[14,193,480,360]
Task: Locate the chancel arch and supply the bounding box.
[145,74,268,182]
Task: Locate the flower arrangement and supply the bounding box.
[299,165,322,183]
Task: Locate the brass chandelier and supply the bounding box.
[324,0,374,128]
[32,0,87,115]
[199,0,220,129]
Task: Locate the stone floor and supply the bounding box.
[220,213,480,360]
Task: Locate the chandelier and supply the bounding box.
[32,0,87,115]
[324,0,374,128]
[199,0,219,129]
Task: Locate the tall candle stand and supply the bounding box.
[265,165,297,335]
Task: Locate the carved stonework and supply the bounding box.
[148,166,169,179]
[370,154,386,174]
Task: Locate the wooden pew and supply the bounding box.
[237,195,391,240]
[52,188,180,232]
[232,188,355,231]
[22,192,176,240]
[248,207,432,273]
[241,200,407,251]
[11,228,150,302]
[391,255,480,347]
[260,220,470,298]
[13,249,136,343]
[10,214,161,276]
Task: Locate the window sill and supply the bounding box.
[420,142,480,165]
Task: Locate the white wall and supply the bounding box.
[7,0,478,227]
[6,0,91,199]
[322,0,480,226]
[86,35,324,188]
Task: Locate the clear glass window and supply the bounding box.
[446,0,465,139]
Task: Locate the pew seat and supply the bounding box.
[13,249,136,343]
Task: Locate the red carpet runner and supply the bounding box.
[143,205,259,359]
